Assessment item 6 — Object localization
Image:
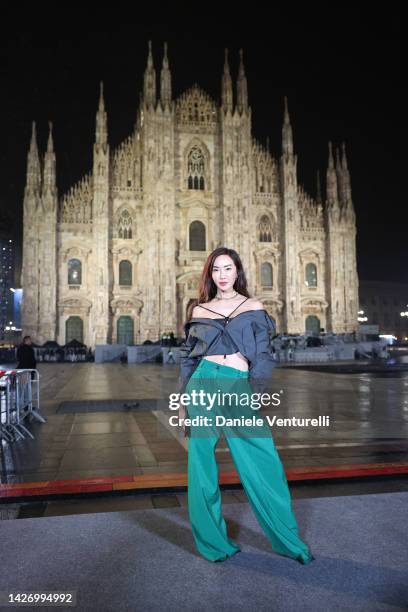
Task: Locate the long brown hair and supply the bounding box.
[186,247,251,320]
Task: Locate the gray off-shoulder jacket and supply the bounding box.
[178,309,277,394]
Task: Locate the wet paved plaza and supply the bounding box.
[1,362,407,485]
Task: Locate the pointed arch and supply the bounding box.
[117,209,133,239]
[183,138,211,191]
[187,146,205,190]
[259,215,273,242]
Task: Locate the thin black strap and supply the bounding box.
[197,297,249,319]
[197,304,226,317]
[227,297,249,318]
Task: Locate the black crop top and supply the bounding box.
[178,307,277,395]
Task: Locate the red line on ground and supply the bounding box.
[1,462,407,498]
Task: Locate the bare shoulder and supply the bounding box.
[246,297,264,311]
[192,304,207,317]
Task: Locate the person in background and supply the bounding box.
[16,336,37,379]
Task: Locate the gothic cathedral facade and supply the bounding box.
[21,42,359,347]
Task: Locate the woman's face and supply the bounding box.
[211,255,238,293]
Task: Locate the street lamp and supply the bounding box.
[358,310,368,323]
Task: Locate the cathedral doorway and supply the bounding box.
[305,315,320,334]
[66,316,84,343]
[117,316,134,345]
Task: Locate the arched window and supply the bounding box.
[119,260,132,285]
[66,316,83,343]
[68,259,82,285]
[305,263,317,287]
[189,220,206,251]
[305,315,320,334]
[187,146,205,190]
[118,209,133,239]
[261,262,273,287]
[259,215,272,242]
[117,316,134,345]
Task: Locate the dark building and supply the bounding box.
[359,280,408,340]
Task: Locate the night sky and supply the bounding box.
[1,11,406,283]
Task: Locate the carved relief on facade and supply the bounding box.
[60,297,92,315]
[61,245,92,261]
[60,174,93,223]
[263,298,284,315]
[176,85,217,130]
[112,134,140,192]
[110,297,143,314]
[300,297,328,315]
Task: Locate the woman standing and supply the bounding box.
[179,246,314,565]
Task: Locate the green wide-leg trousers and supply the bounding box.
[185,358,314,565]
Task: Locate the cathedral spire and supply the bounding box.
[43,121,56,199]
[24,121,41,198]
[143,40,156,109]
[341,142,348,171]
[30,121,39,156]
[221,48,233,113]
[341,142,352,205]
[335,145,346,205]
[160,41,172,110]
[236,49,248,115]
[328,140,334,169]
[95,81,108,150]
[47,120,54,153]
[335,146,342,173]
[316,169,322,205]
[282,97,294,157]
[326,141,338,207]
[99,81,105,112]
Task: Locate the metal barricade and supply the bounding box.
[0,369,46,442]
[0,371,14,442]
